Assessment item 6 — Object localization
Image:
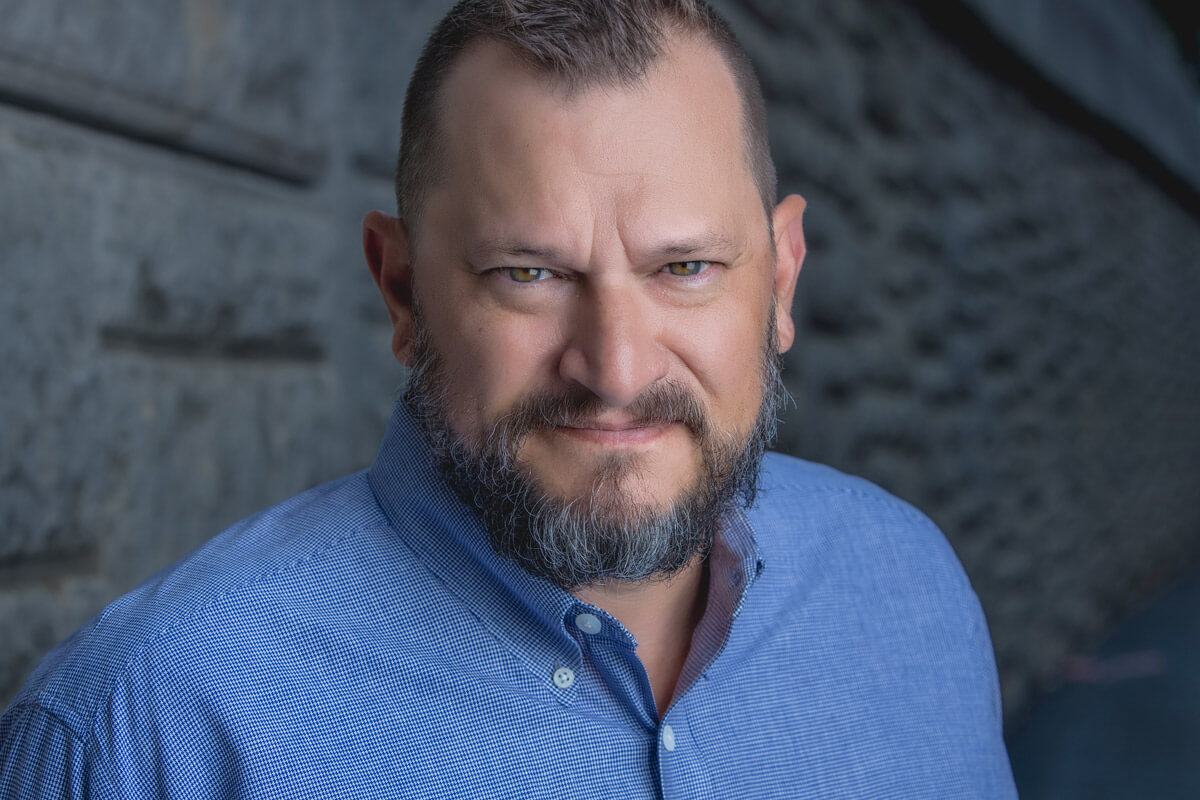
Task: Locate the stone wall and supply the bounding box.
[3,0,1199,721]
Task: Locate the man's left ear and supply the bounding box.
[771,194,807,354]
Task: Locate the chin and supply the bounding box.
[531,455,693,515]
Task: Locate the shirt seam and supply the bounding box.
[758,479,969,592]
[6,698,85,743]
[57,521,381,739]
[91,704,124,799]
[2,700,121,797]
[762,479,933,523]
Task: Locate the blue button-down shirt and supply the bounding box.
[1,402,1015,798]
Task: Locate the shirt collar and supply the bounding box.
[366,400,766,694]
[674,501,764,696]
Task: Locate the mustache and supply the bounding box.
[485,381,710,448]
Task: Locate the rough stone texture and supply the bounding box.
[338,0,449,177]
[0,101,398,701]
[2,0,1199,725]
[0,0,332,180]
[2,111,329,562]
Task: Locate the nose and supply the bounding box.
[557,281,669,408]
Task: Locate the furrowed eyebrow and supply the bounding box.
[643,233,736,263]
[471,241,566,264]
[468,232,736,267]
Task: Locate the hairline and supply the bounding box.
[400,25,776,249]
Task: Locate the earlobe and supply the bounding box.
[363,210,417,366]
[771,194,807,354]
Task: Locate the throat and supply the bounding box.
[573,555,710,718]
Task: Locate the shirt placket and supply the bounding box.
[565,604,660,731]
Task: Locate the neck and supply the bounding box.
[574,555,709,719]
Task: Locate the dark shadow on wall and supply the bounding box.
[902,0,1200,222]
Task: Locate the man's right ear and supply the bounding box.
[363,211,417,366]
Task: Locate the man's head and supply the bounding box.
[364,0,807,589]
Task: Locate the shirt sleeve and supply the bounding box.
[0,701,115,800]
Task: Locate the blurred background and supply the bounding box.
[1,0,1198,795]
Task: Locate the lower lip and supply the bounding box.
[553,423,676,445]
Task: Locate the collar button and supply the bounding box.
[552,666,576,689]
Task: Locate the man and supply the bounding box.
[1,1,1015,796]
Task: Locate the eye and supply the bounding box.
[664,261,710,277]
[501,267,552,283]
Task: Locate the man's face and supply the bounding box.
[369,34,805,584]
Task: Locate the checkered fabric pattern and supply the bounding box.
[1,402,1015,798]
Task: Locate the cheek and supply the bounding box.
[428,307,563,431]
[673,303,771,429]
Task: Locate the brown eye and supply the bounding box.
[504,267,549,283]
[664,261,709,277]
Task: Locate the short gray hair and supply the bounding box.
[395,0,776,232]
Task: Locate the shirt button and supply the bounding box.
[661,723,677,751]
[574,612,602,635]
[552,666,576,689]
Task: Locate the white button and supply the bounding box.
[575,613,602,635]
[552,666,576,689]
[661,723,676,751]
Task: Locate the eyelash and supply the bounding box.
[664,261,710,277]
[500,267,552,283]
[495,261,712,283]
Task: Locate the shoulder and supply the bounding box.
[5,471,394,737]
[728,455,1012,794]
[749,451,974,605]
[746,452,996,684]
[753,450,944,539]
[756,451,923,510]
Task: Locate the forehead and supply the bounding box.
[424,35,763,256]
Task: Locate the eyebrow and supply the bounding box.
[465,240,565,268]
[644,233,736,262]
[490,243,563,261]
[470,232,738,267]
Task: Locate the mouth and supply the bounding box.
[551,420,680,446]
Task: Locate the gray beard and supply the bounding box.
[403,311,787,590]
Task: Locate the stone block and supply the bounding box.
[0,0,332,181]
[0,106,343,567]
[337,0,455,178]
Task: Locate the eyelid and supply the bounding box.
[494,266,556,283]
[662,260,713,277]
